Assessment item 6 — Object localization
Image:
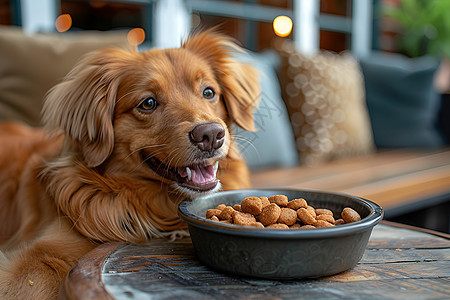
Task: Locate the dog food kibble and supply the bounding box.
[300,225,316,230]
[306,206,317,218]
[268,195,289,207]
[251,222,265,228]
[258,203,282,225]
[316,214,335,224]
[219,206,235,221]
[341,207,361,223]
[278,207,298,226]
[216,204,227,210]
[206,208,222,219]
[267,223,290,229]
[233,211,256,226]
[290,223,302,229]
[315,219,334,228]
[297,207,317,225]
[286,198,307,210]
[206,194,362,229]
[241,197,263,215]
[315,208,333,216]
[335,219,346,225]
[260,196,270,208]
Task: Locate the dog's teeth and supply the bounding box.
[186,167,192,181]
[213,161,219,176]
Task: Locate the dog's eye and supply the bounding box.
[138,97,158,112]
[202,88,216,101]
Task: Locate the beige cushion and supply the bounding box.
[0,26,130,126]
[275,40,375,165]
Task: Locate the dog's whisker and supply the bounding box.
[138,149,167,167]
[125,144,169,160]
[232,134,260,157]
[160,149,179,171]
[162,155,175,177]
[232,133,254,144]
[127,147,170,173]
[143,148,178,180]
[155,148,182,191]
[161,155,177,190]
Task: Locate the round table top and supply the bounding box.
[60,221,450,300]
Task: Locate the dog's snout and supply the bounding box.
[190,122,225,152]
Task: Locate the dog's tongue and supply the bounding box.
[191,164,215,184]
[178,162,218,185]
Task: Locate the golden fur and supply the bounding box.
[0,31,259,299]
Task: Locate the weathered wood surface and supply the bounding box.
[59,222,450,300]
[250,149,450,215]
[59,242,122,300]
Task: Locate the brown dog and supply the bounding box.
[0,30,259,299]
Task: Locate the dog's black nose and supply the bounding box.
[190,122,225,152]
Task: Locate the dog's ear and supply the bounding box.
[42,49,127,167]
[182,30,260,131]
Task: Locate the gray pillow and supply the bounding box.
[233,51,298,170]
[360,52,444,148]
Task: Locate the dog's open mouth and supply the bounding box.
[143,155,219,192]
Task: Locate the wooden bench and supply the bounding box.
[250,148,450,229]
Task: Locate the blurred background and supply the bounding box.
[0,0,447,57]
[1,0,448,94]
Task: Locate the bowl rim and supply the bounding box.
[178,188,384,239]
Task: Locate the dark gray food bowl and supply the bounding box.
[178,188,383,279]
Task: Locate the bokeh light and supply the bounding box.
[55,14,72,33]
[273,15,293,37]
[127,28,146,47]
[89,1,107,9]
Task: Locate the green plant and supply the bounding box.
[383,0,450,58]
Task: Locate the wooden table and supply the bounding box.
[250,149,450,219]
[60,221,450,300]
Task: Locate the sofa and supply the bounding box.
[1,26,449,232]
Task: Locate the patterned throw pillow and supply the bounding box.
[275,40,375,165]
